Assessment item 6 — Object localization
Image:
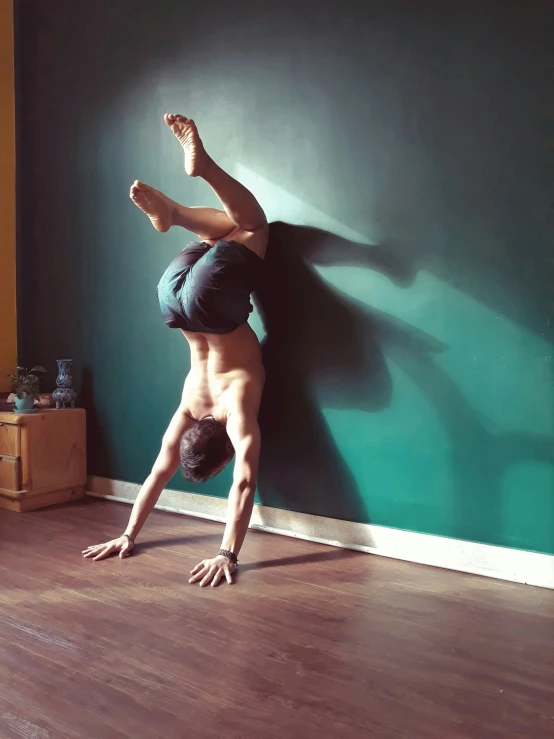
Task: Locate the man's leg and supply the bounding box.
[130,181,235,241]
[164,114,267,232]
[130,114,266,243]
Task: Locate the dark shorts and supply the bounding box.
[157,240,263,334]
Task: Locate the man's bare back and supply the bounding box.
[182,324,265,428]
[83,114,268,588]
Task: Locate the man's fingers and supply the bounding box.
[119,543,131,559]
[211,569,223,588]
[189,566,208,583]
[83,541,114,558]
[200,568,216,587]
[93,545,113,561]
[188,561,236,588]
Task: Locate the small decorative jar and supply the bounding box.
[52,359,77,409]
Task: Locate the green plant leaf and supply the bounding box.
[30,366,47,373]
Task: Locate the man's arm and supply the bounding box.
[220,411,260,555]
[189,410,261,586]
[82,404,194,560]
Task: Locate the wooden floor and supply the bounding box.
[1,499,554,739]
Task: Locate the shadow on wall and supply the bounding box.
[256,222,441,523]
[258,223,554,540]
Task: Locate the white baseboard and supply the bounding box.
[86,476,554,590]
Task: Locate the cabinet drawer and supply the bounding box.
[0,455,20,491]
[0,423,20,457]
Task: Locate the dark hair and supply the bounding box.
[180,418,233,483]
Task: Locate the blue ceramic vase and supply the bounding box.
[52,359,77,409]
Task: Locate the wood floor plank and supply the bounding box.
[0,568,536,739]
[0,562,450,737]
[1,499,553,739]
[4,499,547,615]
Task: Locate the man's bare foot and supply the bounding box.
[129,181,174,232]
[164,113,209,177]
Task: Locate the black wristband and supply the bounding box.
[124,534,135,544]
[218,549,238,565]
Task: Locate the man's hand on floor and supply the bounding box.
[189,555,237,587]
[82,535,134,560]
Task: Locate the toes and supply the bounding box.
[130,181,148,199]
[171,114,193,126]
[165,113,187,123]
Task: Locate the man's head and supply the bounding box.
[180,417,234,483]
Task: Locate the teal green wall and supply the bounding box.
[17,1,553,552]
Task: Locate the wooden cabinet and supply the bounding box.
[0,408,86,512]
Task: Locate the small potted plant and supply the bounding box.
[8,366,48,411]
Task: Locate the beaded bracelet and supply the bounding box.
[218,549,238,565]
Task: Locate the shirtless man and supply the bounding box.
[82,114,267,587]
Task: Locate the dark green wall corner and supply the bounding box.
[16,0,554,553]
